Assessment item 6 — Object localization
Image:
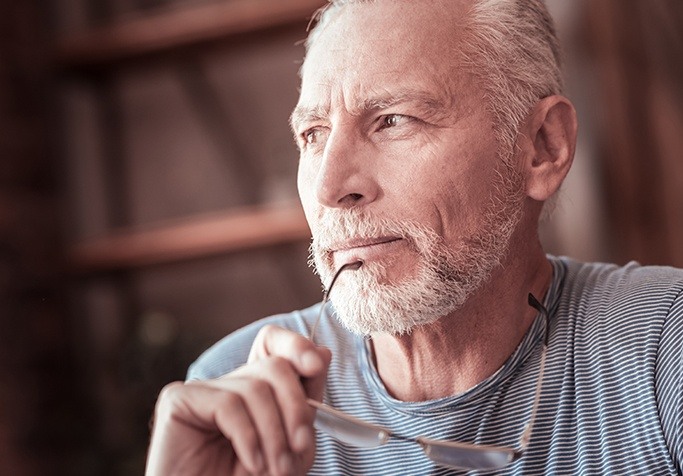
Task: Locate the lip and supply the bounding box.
[331,236,403,263]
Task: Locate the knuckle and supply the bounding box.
[153,381,194,422]
[216,389,242,409]
[241,378,271,396]
[256,324,279,344]
[260,324,309,352]
[157,381,186,406]
[249,324,285,363]
[266,355,295,374]
[260,323,278,335]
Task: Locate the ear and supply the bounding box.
[519,95,578,201]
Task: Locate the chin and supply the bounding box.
[328,262,466,336]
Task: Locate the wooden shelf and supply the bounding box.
[55,0,326,69]
[58,2,322,272]
[68,202,311,272]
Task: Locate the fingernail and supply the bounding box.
[300,350,323,373]
[278,452,295,475]
[292,426,313,452]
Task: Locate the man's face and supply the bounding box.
[291,0,526,335]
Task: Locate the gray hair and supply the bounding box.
[304,0,563,156]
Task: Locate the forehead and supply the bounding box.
[297,0,475,115]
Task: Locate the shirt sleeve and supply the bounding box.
[656,286,683,475]
[186,307,316,381]
[186,320,263,381]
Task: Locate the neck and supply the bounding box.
[369,247,552,402]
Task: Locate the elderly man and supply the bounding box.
[146,0,683,474]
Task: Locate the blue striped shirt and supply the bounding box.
[189,256,683,475]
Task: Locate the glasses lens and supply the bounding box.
[309,400,389,448]
[420,439,518,470]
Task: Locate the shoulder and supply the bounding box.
[186,303,323,381]
[559,256,683,290]
[551,256,683,358]
[545,258,683,472]
[556,257,683,318]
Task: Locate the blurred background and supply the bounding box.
[0,0,681,474]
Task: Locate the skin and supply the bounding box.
[294,0,575,399]
[146,0,578,474]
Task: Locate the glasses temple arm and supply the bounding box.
[519,293,550,450]
[309,260,363,342]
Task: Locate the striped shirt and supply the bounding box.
[189,256,683,475]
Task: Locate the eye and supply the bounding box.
[303,130,315,144]
[302,128,322,145]
[378,114,408,130]
[298,126,329,152]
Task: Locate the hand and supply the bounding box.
[145,325,332,476]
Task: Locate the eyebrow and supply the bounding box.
[289,104,329,134]
[289,89,453,133]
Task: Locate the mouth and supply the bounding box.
[330,236,403,264]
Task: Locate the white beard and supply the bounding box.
[310,163,525,336]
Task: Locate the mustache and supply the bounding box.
[310,210,417,254]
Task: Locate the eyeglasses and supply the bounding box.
[306,261,550,471]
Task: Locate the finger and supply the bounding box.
[199,362,308,474]
[248,325,329,378]
[259,356,318,455]
[148,381,264,475]
[248,325,333,403]
[233,460,262,476]
[219,358,314,457]
[185,378,297,476]
[301,346,332,400]
[221,376,300,476]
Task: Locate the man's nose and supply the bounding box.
[314,128,379,209]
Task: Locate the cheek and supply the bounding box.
[296,163,319,228]
[296,164,306,197]
[413,161,497,239]
[397,146,464,200]
[297,159,315,199]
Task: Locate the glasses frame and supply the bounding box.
[306,261,550,471]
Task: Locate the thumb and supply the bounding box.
[248,324,332,395]
[302,345,332,400]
